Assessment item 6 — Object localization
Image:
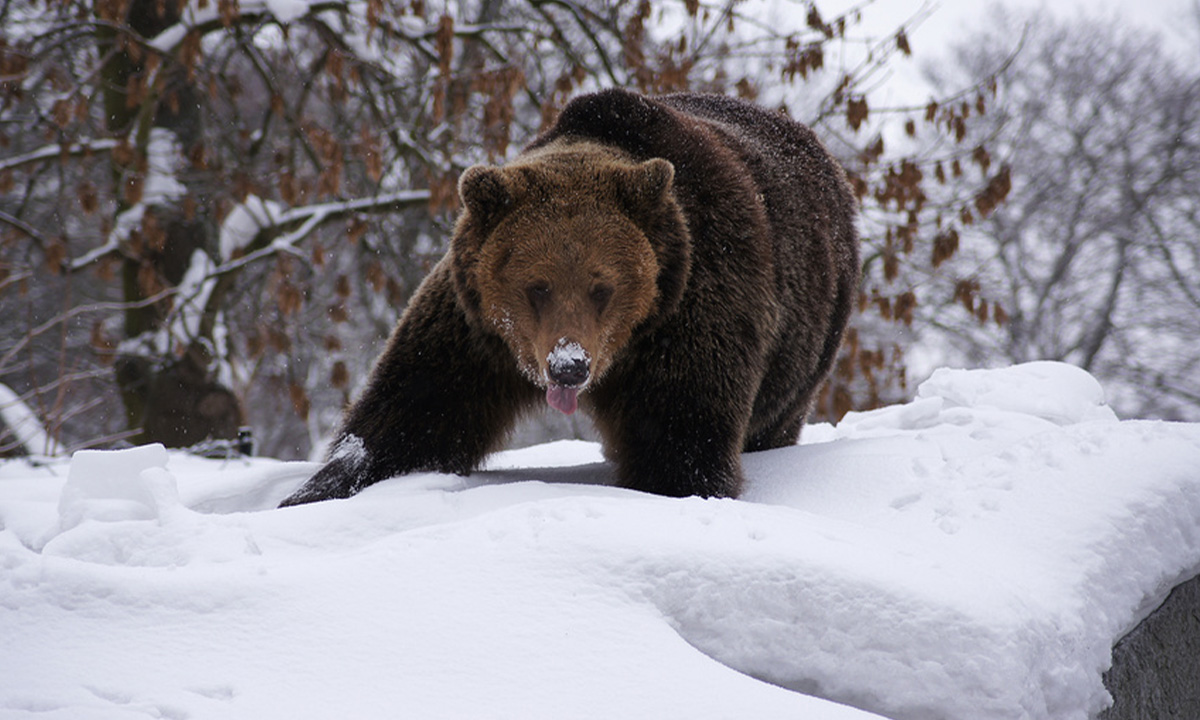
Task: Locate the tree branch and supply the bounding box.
[0,139,120,174]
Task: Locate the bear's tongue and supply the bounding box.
[546,384,578,415]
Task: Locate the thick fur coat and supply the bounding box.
[280,89,858,506]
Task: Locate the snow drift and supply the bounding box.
[1,362,1198,719]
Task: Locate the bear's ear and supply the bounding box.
[640,158,675,198]
[458,165,516,229]
[617,158,676,217]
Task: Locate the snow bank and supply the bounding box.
[1,362,1198,719]
[56,443,175,531]
[915,361,1116,425]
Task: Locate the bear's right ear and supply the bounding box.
[459,165,515,230]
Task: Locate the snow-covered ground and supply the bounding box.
[2,362,1199,719]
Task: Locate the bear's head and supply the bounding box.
[451,143,692,415]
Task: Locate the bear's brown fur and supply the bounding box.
[280,89,858,506]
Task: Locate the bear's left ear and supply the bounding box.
[459,165,516,230]
[617,158,676,217]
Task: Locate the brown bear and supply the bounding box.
[280,88,858,506]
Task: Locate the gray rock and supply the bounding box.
[1100,573,1200,719]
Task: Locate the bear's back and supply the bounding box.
[654,92,858,281]
[529,89,857,282]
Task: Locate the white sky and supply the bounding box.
[817,0,1196,105]
[828,0,1191,45]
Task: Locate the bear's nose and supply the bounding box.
[548,357,589,388]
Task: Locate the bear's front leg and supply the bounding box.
[279,268,539,507]
[589,373,749,499]
[609,407,746,498]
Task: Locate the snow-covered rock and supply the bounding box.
[1,362,1198,719]
[1100,574,1200,720]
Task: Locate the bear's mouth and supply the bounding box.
[545,384,580,415]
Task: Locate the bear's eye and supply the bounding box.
[526,283,551,315]
[590,284,614,314]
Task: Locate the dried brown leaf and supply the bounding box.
[331,360,349,389]
[289,382,309,420]
[846,96,869,131]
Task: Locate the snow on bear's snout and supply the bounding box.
[545,339,590,415]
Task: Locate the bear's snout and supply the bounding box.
[546,340,591,388]
[548,356,589,387]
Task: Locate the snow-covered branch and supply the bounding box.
[0,210,54,250]
[0,383,61,456]
[0,289,177,374]
[148,0,350,53]
[216,189,433,268]
[152,189,435,356]
[64,129,187,273]
[146,0,524,57]
[0,139,120,174]
[68,187,431,372]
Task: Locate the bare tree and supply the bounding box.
[921,7,1200,420]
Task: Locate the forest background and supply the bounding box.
[2,0,1198,460]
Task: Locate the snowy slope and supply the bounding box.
[2,362,1199,720]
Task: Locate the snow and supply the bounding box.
[170,249,218,348]
[545,339,590,413]
[149,0,418,54]
[142,130,189,208]
[328,433,366,464]
[150,0,313,53]
[915,362,1117,425]
[75,128,190,274]
[218,195,283,261]
[107,130,187,249]
[2,362,1199,719]
[263,0,309,22]
[547,338,589,375]
[0,384,60,457]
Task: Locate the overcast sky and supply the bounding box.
[828,0,1191,46]
[812,0,1195,107]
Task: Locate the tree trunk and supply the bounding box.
[97,0,243,447]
